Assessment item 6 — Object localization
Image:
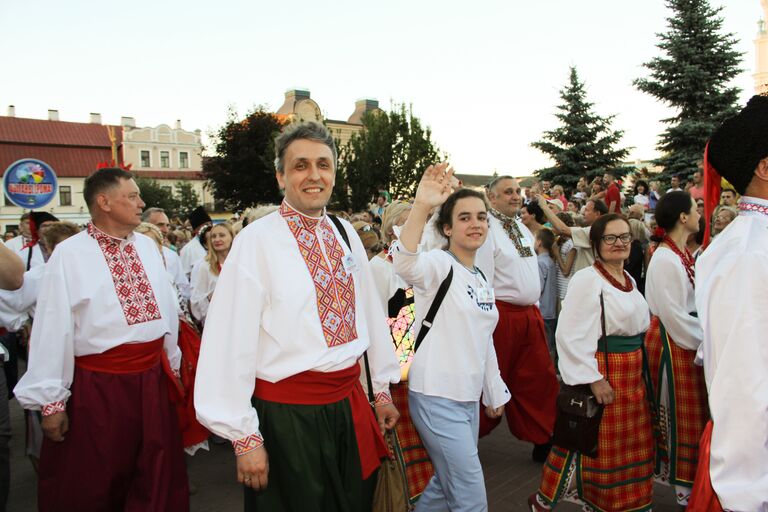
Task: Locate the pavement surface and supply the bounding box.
[6,399,679,511]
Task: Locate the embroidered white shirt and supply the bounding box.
[190,259,218,324]
[14,227,181,411]
[194,209,400,449]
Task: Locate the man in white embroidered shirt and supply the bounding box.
[14,167,188,511]
[195,121,400,512]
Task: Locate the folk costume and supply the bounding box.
[392,244,509,511]
[644,244,707,507]
[189,259,218,324]
[163,245,191,302]
[476,210,558,444]
[690,94,768,512]
[180,206,211,277]
[194,201,400,512]
[369,254,434,504]
[14,223,188,512]
[536,266,654,512]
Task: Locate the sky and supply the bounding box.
[0,0,763,177]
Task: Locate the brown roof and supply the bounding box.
[0,144,115,177]
[0,116,122,147]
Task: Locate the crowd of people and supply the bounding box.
[0,95,763,512]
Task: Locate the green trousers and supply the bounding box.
[244,397,377,512]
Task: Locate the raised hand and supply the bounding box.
[414,163,454,209]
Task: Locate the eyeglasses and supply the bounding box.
[601,233,632,245]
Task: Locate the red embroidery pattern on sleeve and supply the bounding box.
[232,433,264,456]
[280,202,357,348]
[88,223,162,326]
[374,392,393,406]
[42,400,66,416]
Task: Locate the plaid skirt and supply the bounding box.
[645,316,709,492]
[538,348,654,512]
[390,382,434,505]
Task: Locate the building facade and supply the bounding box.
[756,0,768,94]
[0,108,207,232]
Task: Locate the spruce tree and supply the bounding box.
[634,0,742,180]
[532,67,630,188]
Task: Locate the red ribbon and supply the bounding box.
[702,142,722,249]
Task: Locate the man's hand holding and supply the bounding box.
[41,411,69,442]
[237,445,269,491]
[375,403,400,435]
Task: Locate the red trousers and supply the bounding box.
[38,343,189,512]
[479,302,558,443]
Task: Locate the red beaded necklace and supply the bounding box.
[593,260,634,292]
[662,235,695,287]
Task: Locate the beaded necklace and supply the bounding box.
[489,208,534,258]
[593,260,634,292]
[661,235,695,287]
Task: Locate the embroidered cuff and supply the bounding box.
[42,401,66,417]
[232,433,264,456]
[374,391,393,406]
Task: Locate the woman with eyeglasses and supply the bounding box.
[644,191,707,508]
[530,214,653,512]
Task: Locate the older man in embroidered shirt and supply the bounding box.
[195,122,400,512]
[14,167,188,511]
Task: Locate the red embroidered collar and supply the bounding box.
[738,201,768,217]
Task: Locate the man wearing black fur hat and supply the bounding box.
[690,94,768,511]
[180,206,211,278]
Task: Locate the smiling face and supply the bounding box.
[275,139,336,217]
[102,178,145,231]
[488,178,522,217]
[209,224,233,252]
[442,196,489,253]
[598,219,632,264]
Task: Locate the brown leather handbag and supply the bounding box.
[552,293,609,458]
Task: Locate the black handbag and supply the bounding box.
[551,293,609,459]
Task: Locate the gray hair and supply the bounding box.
[274,122,337,173]
[141,207,166,222]
[487,175,515,194]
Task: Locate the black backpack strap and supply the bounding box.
[327,214,351,251]
[414,267,454,353]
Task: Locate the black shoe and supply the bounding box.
[532,442,552,463]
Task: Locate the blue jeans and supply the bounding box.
[408,390,486,512]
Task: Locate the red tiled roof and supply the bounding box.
[0,116,122,147]
[0,144,115,177]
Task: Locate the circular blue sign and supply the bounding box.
[3,159,58,209]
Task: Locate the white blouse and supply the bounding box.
[695,197,768,510]
[180,237,206,277]
[0,264,44,331]
[163,247,191,302]
[556,266,650,386]
[14,229,181,410]
[369,255,407,311]
[392,244,510,408]
[190,259,218,324]
[645,247,702,351]
[194,211,400,444]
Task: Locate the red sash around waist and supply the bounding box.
[75,338,163,374]
[496,301,537,313]
[254,363,387,479]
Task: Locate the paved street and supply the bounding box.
[6,399,678,511]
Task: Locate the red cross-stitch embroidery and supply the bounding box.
[88,223,162,326]
[280,202,357,348]
[232,433,264,456]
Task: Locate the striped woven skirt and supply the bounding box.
[645,316,709,506]
[537,341,654,511]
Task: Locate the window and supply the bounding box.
[179,151,189,169]
[59,186,72,206]
[160,151,170,168]
[141,150,150,168]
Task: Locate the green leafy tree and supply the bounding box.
[136,177,179,213]
[174,181,200,218]
[532,67,630,188]
[634,0,742,179]
[202,106,285,211]
[341,104,441,211]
